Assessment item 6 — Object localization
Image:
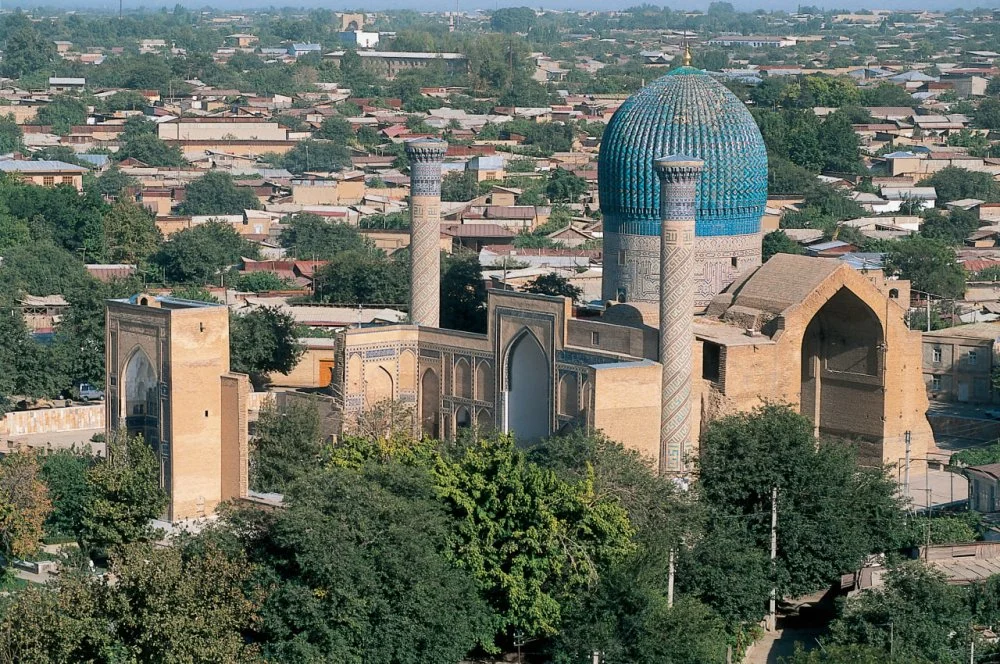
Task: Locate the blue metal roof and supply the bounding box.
[598,66,768,238]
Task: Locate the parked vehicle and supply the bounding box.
[78,383,105,402]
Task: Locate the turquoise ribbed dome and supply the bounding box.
[598,66,768,238]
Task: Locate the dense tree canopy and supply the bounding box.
[178,172,261,216]
[153,221,259,285]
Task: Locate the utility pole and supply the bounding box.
[768,486,778,632]
[667,548,675,608]
[904,430,911,504]
[927,294,932,332]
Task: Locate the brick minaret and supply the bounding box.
[654,156,703,475]
[405,138,447,328]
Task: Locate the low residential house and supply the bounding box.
[879,186,937,212]
[240,259,327,288]
[442,223,516,252]
[19,294,69,334]
[290,43,322,58]
[466,155,505,182]
[963,465,1000,513]
[478,246,598,270]
[325,50,468,80]
[48,77,85,93]
[547,224,594,248]
[923,322,1000,404]
[804,240,857,257]
[445,205,547,232]
[86,264,137,283]
[0,160,88,191]
[967,228,1000,248]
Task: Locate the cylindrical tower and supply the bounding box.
[405,138,447,328]
[654,156,703,475]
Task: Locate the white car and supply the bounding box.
[78,383,105,402]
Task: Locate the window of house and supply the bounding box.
[591,331,600,346]
[42,176,54,186]
[931,375,942,391]
[731,256,738,269]
[61,176,72,185]
[933,347,942,363]
[969,350,979,366]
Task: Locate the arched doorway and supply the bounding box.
[421,369,440,438]
[365,366,393,406]
[800,288,885,441]
[456,406,471,430]
[122,348,158,444]
[506,331,549,444]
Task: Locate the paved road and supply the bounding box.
[745,627,822,664]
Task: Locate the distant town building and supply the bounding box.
[0,160,88,191]
[324,50,468,79]
[338,31,379,49]
[923,323,1000,405]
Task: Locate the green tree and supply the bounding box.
[921,208,980,246]
[231,462,493,662]
[233,271,293,293]
[523,272,583,300]
[546,167,588,203]
[117,133,186,168]
[886,237,966,299]
[0,20,56,79]
[818,110,862,173]
[279,213,370,259]
[251,400,324,493]
[314,115,355,143]
[433,434,634,639]
[0,541,261,663]
[918,166,1000,204]
[94,166,138,199]
[229,307,304,388]
[178,171,261,216]
[313,249,408,306]
[39,448,94,540]
[698,405,909,597]
[974,97,1000,131]
[0,451,51,561]
[491,7,537,33]
[153,221,258,284]
[102,198,160,264]
[441,171,480,202]
[762,230,803,262]
[441,252,487,333]
[0,113,23,154]
[35,96,88,135]
[828,562,972,662]
[860,83,916,107]
[0,241,92,296]
[279,139,351,175]
[78,429,168,554]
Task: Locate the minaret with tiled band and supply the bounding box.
[654,156,703,475]
[405,138,447,328]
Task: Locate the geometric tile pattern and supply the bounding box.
[406,139,447,327]
[598,65,768,307]
[654,157,702,475]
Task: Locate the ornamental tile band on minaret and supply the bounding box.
[405,138,447,328]
[654,156,703,475]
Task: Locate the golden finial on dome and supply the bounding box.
[683,43,692,67]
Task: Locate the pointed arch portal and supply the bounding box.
[505,331,549,444]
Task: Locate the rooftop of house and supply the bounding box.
[923,321,1000,340]
[0,160,88,174]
